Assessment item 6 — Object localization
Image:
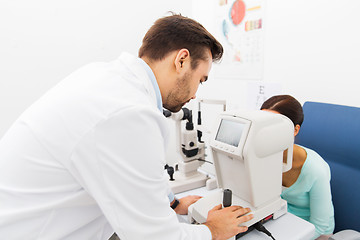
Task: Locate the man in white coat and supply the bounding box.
[0,14,253,239]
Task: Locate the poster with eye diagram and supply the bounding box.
[193,0,266,80]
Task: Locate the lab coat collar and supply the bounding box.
[138,58,163,112]
[118,52,162,112]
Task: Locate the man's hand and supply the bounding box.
[172,195,202,215]
[204,204,253,240]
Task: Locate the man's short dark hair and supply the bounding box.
[139,13,223,69]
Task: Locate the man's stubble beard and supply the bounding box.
[163,73,191,113]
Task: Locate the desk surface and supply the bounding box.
[176,187,315,240]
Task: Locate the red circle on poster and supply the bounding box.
[230,0,246,25]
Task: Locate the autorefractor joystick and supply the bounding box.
[223,189,232,208]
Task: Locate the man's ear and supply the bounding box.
[174,49,190,72]
[294,124,301,137]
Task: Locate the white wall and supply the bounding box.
[194,0,360,110]
[0,0,191,137]
[264,0,360,107]
[1,0,360,137]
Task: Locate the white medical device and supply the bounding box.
[164,108,208,193]
[164,99,227,194]
[188,110,294,228]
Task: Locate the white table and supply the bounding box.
[176,187,315,240]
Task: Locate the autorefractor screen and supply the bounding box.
[215,119,246,147]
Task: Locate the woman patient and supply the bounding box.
[261,95,334,240]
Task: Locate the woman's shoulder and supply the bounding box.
[299,145,331,177]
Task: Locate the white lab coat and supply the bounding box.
[0,53,211,239]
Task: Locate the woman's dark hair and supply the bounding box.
[138,13,223,69]
[260,95,304,126]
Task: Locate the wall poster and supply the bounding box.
[193,0,266,80]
